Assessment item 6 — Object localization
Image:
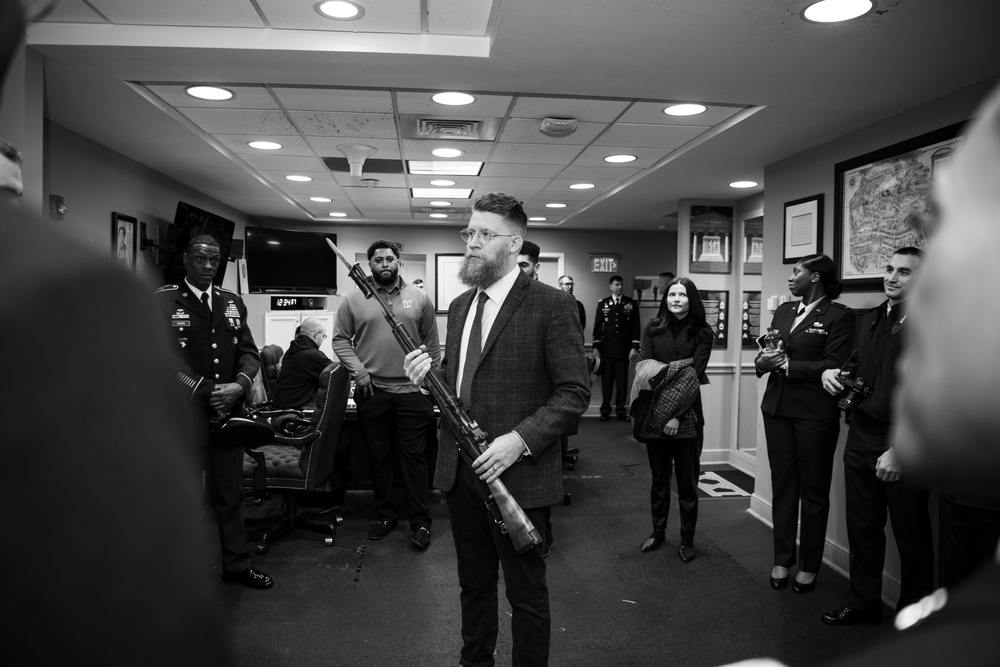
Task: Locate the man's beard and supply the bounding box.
[459,249,507,290]
[373,266,398,286]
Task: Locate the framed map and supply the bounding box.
[834,122,964,290]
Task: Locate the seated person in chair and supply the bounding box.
[272,317,336,409]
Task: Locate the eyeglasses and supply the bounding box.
[459,229,518,244]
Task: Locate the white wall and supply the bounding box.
[751,76,1000,605]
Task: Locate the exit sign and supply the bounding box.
[590,254,620,273]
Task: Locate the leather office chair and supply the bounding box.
[242,363,349,554]
[259,344,284,399]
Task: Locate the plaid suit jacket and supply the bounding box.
[436,270,591,507]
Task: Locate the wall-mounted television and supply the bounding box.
[245,226,338,293]
[161,201,236,286]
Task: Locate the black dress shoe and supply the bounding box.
[678,545,696,563]
[617,414,631,422]
[221,567,273,589]
[769,575,788,590]
[368,518,398,540]
[410,526,431,550]
[599,415,610,422]
[640,532,665,553]
[822,606,881,626]
[792,578,816,594]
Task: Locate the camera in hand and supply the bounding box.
[835,372,873,414]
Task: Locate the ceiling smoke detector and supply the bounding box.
[539,117,578,138]
[361,178,380,189]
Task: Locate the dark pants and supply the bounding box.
[939,494,1000,589]
[844,423,934,613]
[204,438,250,573]
[599,356,629,417]
[646,425,703,546]
[448,458,550,667]
[763,413,839,573]
[356,389,434,529]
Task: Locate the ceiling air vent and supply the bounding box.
[418,118,482,138]
[399,114,501,141]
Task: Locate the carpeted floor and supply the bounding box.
[219,417,894,666]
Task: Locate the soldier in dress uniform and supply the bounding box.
[154,234,273,589]
[592,274,640,421]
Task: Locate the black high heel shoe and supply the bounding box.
[792,574,817,593]
[769,575,788,590]
[640,532,665,553]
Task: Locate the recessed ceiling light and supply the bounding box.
[267,240,280,245]
[664,103,707,117]
[432,148,465,158]
[286,175,312,182]
[310,196,332,202]
[408,161,483,176]
[429,201,452,206]
[604,154,637,163]
[729,181,758,188]
[430,179,457,186]
[802,0,874,23]
[329,212,348,218]
[411,188,472,198]
[569,183,595,190]
[315,1,365,20]
[248,140,282,150]
[429,213,449,219]
[185,86,234,101]
[432,92,475,106]
[528,217,547,222]
[546,203,567,209]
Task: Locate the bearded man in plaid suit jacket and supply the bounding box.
[405,193,590,667]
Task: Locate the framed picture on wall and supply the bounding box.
[741,291,762,349]
[834,122,964,290]
[632,274,672,308]
[435,253,467,314]
[112,212,137,271]
[698,290,729,349]
[782,194,823,264]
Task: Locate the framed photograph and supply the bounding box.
[435,253,467,314]
[632,274,673,308]
[834,122,964,290]
[690,205,733,274]
[112,212,137,271]
[783,195,823,264]
[740,291,763,349]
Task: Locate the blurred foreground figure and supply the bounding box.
[0,1,231,663]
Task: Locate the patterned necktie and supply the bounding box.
[459,291,489,407]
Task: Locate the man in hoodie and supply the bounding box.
[272,317,336,409]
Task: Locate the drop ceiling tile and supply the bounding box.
[180,108,297,135]
[342,187,411,202]
[497,118,607,145]
[257,171,339,193]
[401,139,493,161]
[479,163,564,178]
[271,88,394,113]
[558,165,640,180]
[619,101,746,126]
[241,154,327,172]
[214,134,315,156]
[257,0,421,32]
[474,177,553,191]
[509,97,632,123]
[533,189,599,201]
[572,146,673,169]
[89,0,264,27]
[332,173,407,188]
[490,143,586,166]
[396,92,514,118]
[542,181,619,197]
[287,112,398,138]
[308,137,401,160]
[148,84,279,110]
[594,124,708,149]
[427,0,494,36]
[291,195,355,207]
[41,0,105,22]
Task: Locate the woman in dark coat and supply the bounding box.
[756,254,855,593]
[637,276,714,562]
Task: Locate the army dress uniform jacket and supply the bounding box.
[154,283,260,419]
[593,295,640,359]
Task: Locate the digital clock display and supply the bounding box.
[270,296,327,310]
